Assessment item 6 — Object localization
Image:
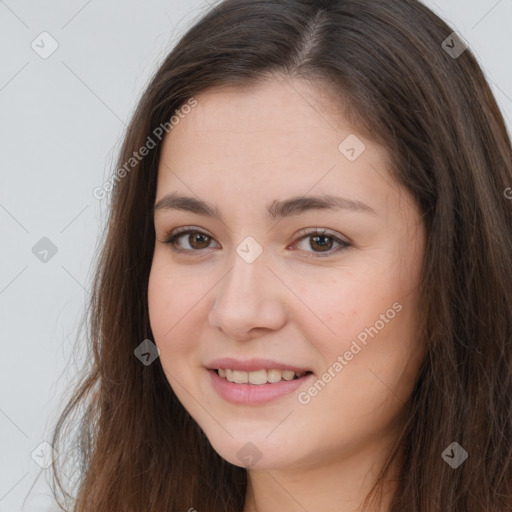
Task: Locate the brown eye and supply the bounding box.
[186,232,211,250]
[162,227,350,258]
[309,234,335,252]
[164,229,218,254]
[293,229,351,258]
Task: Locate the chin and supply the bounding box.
[204,429,304,470]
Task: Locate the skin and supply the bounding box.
[148,75,426,512]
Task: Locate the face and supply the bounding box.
[148,76,426,471]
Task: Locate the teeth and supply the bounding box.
[249,369,267,385]
[267,369,282,383]
[217,368,307,385]
[233,370,248,384]
[281,370,295,381]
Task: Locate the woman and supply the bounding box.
[49,0,512,511]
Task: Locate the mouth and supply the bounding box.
[207,367,314,405]
[213,368,313,385]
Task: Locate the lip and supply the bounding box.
[207,368,314,405]
[205,357,311,373]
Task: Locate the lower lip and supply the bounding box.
[207,369,313,405]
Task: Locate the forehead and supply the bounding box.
[169,77,348,147]
[155,77,407,221]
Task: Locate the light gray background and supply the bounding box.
[1,1,511,510]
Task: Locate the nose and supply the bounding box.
[207,249,288,341]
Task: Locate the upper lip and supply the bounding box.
[206,357,312,373]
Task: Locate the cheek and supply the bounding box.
[294,268,394,344]
[147,254,203,361]
[147,262,172,341]
[148,249,207,330]
[297,259,421,373]
[300,285,421,434]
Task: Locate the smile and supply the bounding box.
[207,369,314,405]
[216,368,310,385]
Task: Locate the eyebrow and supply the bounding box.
[153,192,377,220]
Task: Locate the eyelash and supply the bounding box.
[161,226,351,258]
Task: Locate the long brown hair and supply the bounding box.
[48,0,512,510]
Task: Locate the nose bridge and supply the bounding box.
[217,244,268,309]
[208,242,287,337]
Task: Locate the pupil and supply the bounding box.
[312,235,331,251]
[191,233,209,248]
